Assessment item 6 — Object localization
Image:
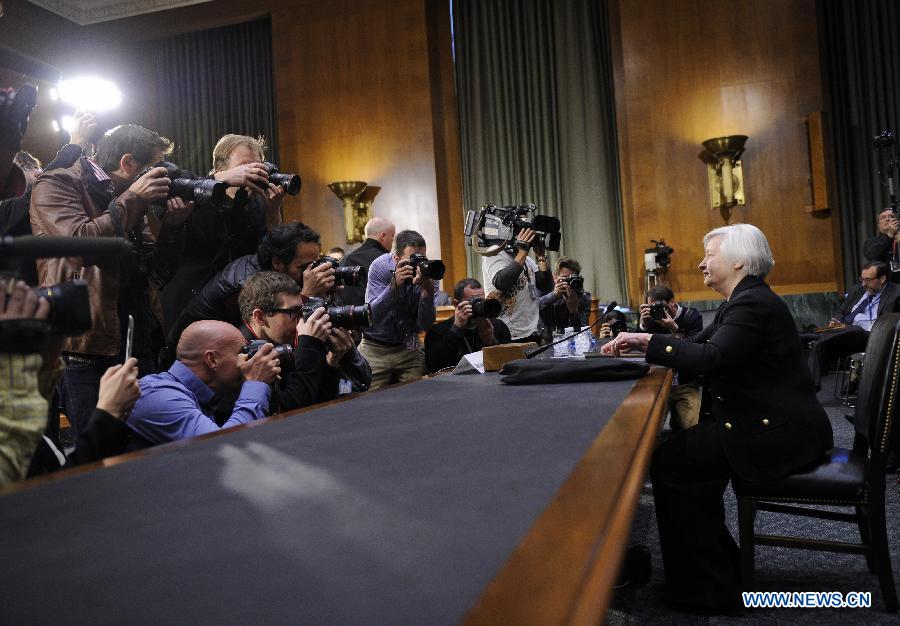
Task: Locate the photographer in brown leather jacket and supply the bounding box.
[29,124,193,438]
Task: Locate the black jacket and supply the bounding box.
[424,317,511,373]
[646,275,833,482]
[835,281,900,322]
[336,238,389,305]
[161,254,260,368]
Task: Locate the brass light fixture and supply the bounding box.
[701,135,747,211]
[354,185,381,241]
[329,181,368,244]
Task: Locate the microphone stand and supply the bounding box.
[525,301,618,359]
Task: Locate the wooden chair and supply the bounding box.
[733,313,900,612]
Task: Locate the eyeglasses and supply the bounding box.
[269,306,303,320]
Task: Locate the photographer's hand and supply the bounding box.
[160,197,194,229]
[69,109,98,151]
[514,228,536,265]
[475,317,497,346]
[638,303,652,330]
[262,182,286,229]
[96,358,140,420]
[238,342,281,384]
[0,279,49,321]
[325,328,354,368]
[452,300,473,329]
[128,167,170,208]
[598,323,613,339]
[213,161,269,196]
[392,260,415,288]
[298,307,332,342]
[301,262,335,297]
[659,309,678,333]
[416,266,435,296]
[553,277,567,300]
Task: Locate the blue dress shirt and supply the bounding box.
[363,252,436,346]
[128,360,270,446]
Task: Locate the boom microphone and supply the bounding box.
[0,236,132,260]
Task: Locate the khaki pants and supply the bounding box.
[358,339,425,390]
[668,382,701,430]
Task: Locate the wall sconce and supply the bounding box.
[329,181,368,244]
[701,135,747,211]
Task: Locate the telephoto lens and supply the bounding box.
[261,162,301,195]
[468,296,502,319]
[302,297,372,330]
[33,279,91,336]
[408,252,446,280]
[312,256,365,287]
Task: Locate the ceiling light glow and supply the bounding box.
[57,77,122,111]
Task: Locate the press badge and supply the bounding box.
[339,379,353,396]
[405,333,420,350]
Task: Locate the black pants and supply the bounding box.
[650,419,742,610]
[807,326,869,390]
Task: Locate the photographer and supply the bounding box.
[482,228,553,342]
[638,285,703,339]
[337,217,396,306]
[162,221,334,365]
[359,230,436,389]
[639,285,704,429]
[127,320,280,449]
[161,134,286,325]
[863,208,900,281]
[424,278,510,373]
[29,124,193,438]
[538,256,592,335]
[238,271,371,412]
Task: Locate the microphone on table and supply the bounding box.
[524,301,618,359]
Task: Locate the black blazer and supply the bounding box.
[836,281,900,322]
[336,238,389,305]
[646,275,833,482]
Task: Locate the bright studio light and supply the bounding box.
[60,115,75,132]
[57,76,122,111]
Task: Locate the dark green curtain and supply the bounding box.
[150,17,278,176]
[452,0,625,301]
[820,0,900,290]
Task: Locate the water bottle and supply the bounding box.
[575,331,590,356]
[565,327,576,356]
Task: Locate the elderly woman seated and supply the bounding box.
[602,223,833,615]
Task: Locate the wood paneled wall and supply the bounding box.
[610,0,842,304]
[4,0,465,285]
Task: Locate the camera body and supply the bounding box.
[311,255,365,287]
[649,302,667,321]
[468,296,502,319]
[609,319,628,337]
[302,296,372,330]
[261,162,301,195]
[464,203,561,256]
[145,161,228,218]
[241,339,294,372]
[406,252,446,280]
[562,274,584,295]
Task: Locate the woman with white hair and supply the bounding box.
[603,224,833,614]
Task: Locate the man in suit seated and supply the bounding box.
[808,261,900,390]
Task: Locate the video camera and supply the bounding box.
[310,255,365,287]
[261,162,301,195]
[644,239,674,272]
[464,203,561,256]
[241,339,294,372]
[302,297,371,330]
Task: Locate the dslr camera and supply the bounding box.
[464,203,561,256]
[468,296,501,319]
[241,339,294,372]
[649,302,667,321]
[143,161,228,218]
[302,297,371,330]
[406,252,446,280]
[261,162,301,195]
[561,274,584,295]
[310,255,365,287]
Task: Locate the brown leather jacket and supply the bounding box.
[29,157,184,357]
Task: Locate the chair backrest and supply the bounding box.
[854,313,900,456]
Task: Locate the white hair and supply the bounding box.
[703,223,774,279]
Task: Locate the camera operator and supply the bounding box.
[638,285,703,339]
[29,124,193,439]
[160,134,286,325]
[863,208,900,281]
[162,221,333,366]
[238,271,371,412]
[127,320,280,449]
[638,285,704,429]
[482,228,554,342]
[538,256,592,335]
[336,216,396,306]
[424,278,510,373]
[359,230,436,389]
